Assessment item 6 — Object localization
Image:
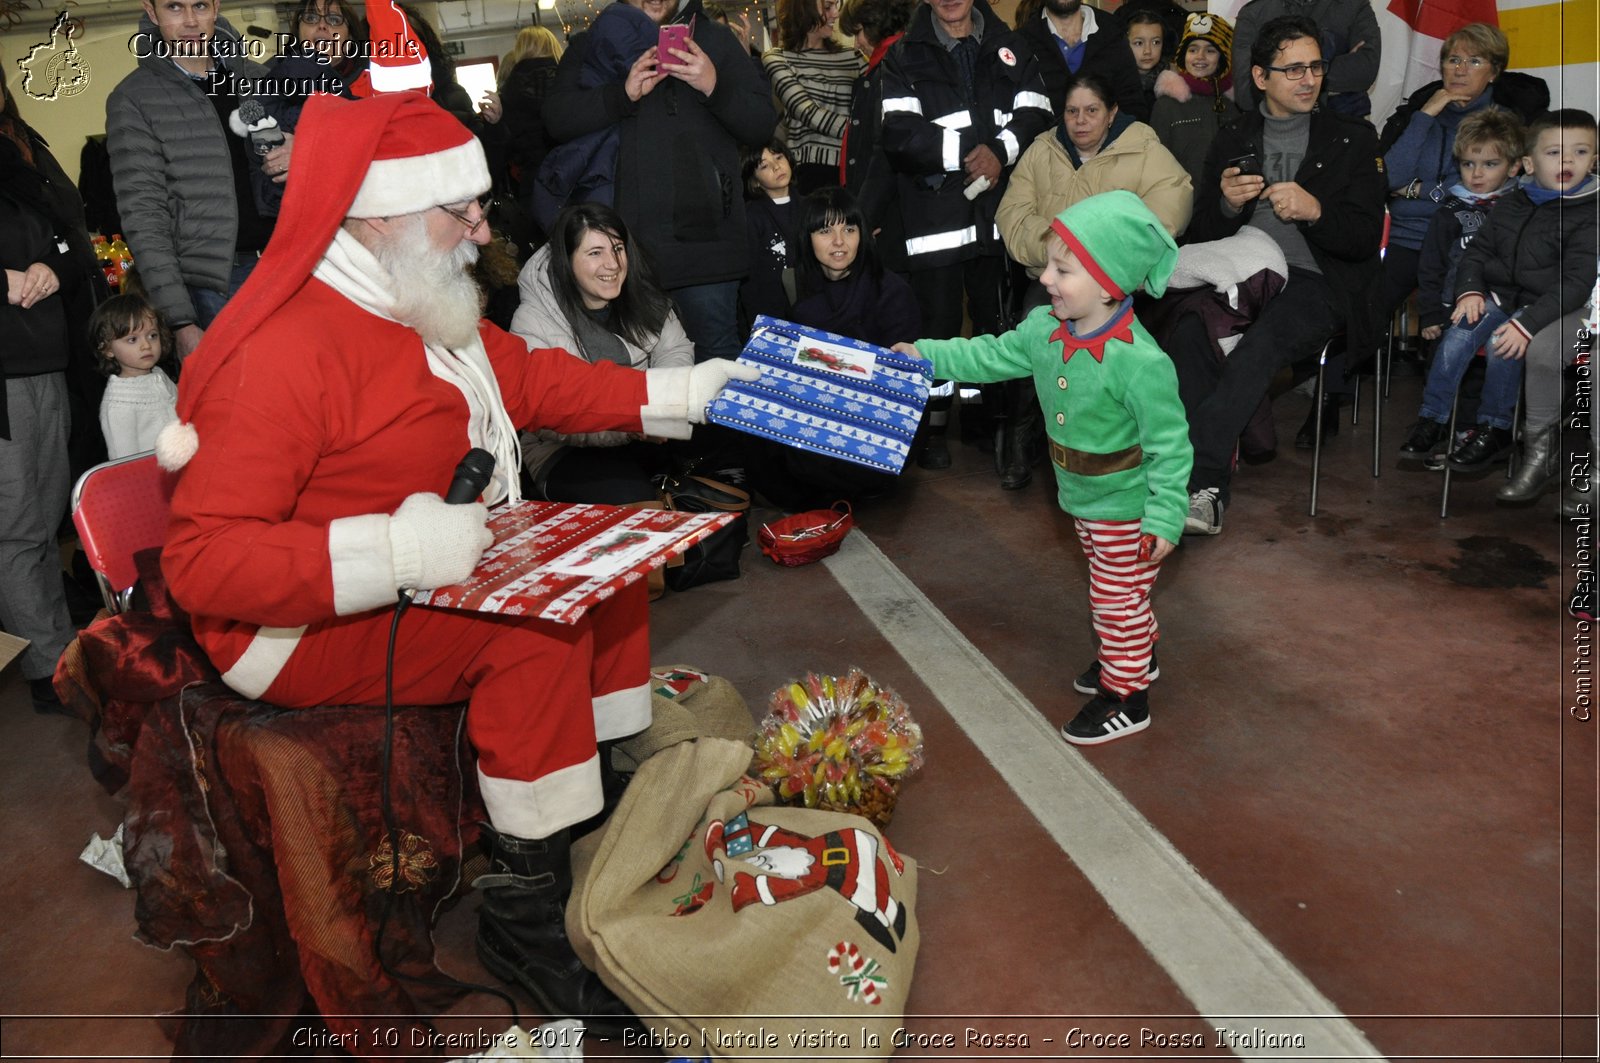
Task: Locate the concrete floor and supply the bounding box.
[1,374,1595,1062]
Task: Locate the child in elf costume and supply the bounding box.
[895,190,1192,745]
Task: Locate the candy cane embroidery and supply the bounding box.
[826,941,886,1005]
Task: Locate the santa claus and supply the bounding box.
[157,90,756,1029]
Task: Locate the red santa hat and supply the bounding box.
[156,91,490,471]
[348,0,433,97]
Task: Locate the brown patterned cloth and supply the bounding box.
[54,551,485,1060]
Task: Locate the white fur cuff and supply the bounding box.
[641,365,695,439]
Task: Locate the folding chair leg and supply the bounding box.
[1441,389,1460,519]
[1372,338,1385,478]
[1310,353,1328,516]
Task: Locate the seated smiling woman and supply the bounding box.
[510,202,695,504]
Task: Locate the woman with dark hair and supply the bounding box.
[746,186,917,510]
[509,202,695,503]
[763,0,863,195]
[268,0,368,124]
[789,185,919,347]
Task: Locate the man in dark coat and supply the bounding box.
[1013,0,1146,120]
[879,0,1052,466]
[1165,14,1384,537]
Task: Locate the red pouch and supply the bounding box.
[757,502,853,567]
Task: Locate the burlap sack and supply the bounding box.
[568,738,919,1060]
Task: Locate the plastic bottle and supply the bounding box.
[108,234,134,291]
[93,235,117,287]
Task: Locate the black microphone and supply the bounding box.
[445,447,496,504]
[236,97,285,157]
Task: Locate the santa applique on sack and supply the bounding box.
[704,812,908,953]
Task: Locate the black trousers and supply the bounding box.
[1166,269,1347,498]
[907,254,1007,340]
[908,255,1007,429]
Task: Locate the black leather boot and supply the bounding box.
[1294,393,1341,449]
[997,381,1043,490]
[474,824,638,1034]
[915,397,953,470]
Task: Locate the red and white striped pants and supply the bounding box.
[1073,517,1163,696]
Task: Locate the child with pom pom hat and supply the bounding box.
[896,190,1191,745]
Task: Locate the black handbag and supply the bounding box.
[655,470,750,591]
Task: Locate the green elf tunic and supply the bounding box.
[916,300,1193,543]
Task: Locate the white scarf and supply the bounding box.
[313,228,523,505]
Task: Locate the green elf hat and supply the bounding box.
[1048,190,1179,299]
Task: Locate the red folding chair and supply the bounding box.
[70,452,179,614]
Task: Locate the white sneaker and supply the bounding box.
[1185,487,1224,536]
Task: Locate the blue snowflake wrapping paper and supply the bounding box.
[707,316,933,474]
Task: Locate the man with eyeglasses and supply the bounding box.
[156,92,757,1032]
[107,0,284,359]
[1230,0,1378,118]
[1165,14,1384,536]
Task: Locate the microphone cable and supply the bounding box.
[372,591,524,1031]
[370,452,524,1031]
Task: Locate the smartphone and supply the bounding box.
[1227,153,1262,177]
[658,21,692,66]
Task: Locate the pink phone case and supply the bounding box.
[659,21,692,63]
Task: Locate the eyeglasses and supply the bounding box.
[1443,55,1489,70]
[437,194,493,235]
[1265,59,1330,80]
[298,11,345,25]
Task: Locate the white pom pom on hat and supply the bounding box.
[155,420,200,471]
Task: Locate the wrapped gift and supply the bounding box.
[708,317,932,474]
[413,501,735,624]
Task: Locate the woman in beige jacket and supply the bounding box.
[998,71,1192,278]
[989,70,1191,489]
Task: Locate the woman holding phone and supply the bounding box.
[763,0,864,195]
[544,0,777,363]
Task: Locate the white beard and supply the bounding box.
[369,213,484,349]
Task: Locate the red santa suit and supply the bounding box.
[158,93,709,839]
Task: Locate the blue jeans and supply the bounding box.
[1419,303,1524,430]
[188,256,262,328]
[668,281,742,363]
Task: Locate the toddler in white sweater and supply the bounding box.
[92,293,178,459]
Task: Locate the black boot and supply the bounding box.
[1294,393,1342,449]
[915,396,953,470]
[474,825,638,1034]
[997,381,1043,490]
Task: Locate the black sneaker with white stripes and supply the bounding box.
[1072,654,1160,695]
[1061,688,1151,746]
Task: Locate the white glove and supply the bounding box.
[687,359,761,424]
[386,492,493,591]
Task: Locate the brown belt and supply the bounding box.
[1049,441,1143,475]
